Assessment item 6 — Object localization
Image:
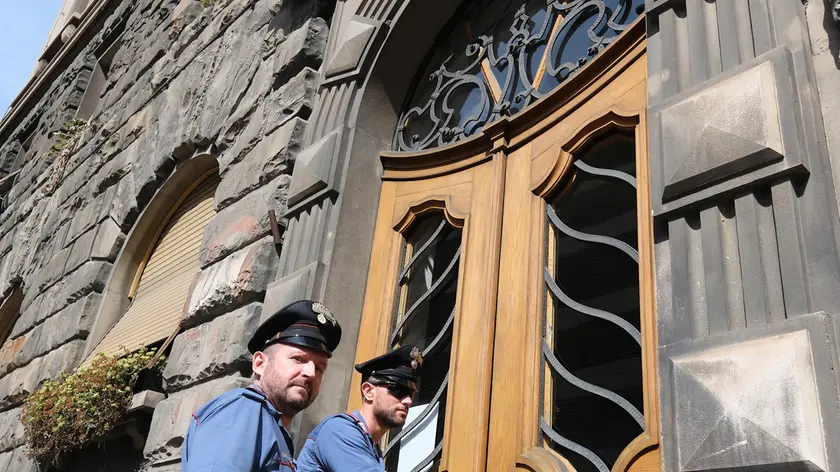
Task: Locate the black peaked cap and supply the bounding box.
[248,300,342,356]
[355,344,423,387]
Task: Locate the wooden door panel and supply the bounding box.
[351,152,506,472]
[487,27,657,472]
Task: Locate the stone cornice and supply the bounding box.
[0,0,112,142]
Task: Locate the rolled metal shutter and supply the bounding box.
[88,172,219,359]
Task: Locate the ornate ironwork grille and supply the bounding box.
[394,0,644,152]
[385,217,461,472]
[541,133,644,472]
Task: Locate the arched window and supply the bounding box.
[395,0,643,152]
[86,171,219,359]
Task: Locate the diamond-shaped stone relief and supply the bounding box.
[670,330,827,472]
[324,17,379,78]
[661,60,784,201]
[288,127,341,208]
[262,262,321,320]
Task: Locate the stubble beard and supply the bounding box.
[264,370,316,415]
[374,403,407,429]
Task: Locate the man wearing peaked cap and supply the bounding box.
[182,300,342,472]
[296,344,424,472]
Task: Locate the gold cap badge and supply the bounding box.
[410,346,423,370]
[312,302,336,326]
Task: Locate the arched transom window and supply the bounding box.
[395,0,644,152]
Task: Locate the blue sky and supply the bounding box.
[0,1,64,114]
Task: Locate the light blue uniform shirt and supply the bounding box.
[181,385,296,471]
[296,411,384,472]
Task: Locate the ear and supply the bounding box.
[252,351,268,379]
[361,382,376,403]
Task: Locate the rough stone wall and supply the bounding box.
[0,0,331,469]
[648,1,840,472]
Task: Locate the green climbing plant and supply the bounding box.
[19,348,165,465]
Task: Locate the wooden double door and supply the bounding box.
[350,25,659,472]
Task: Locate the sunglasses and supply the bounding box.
[374,381,417,400]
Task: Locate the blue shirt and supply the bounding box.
[181,385,296,471]
[296,411,384,472]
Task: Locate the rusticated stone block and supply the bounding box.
[35,261,109,325]
[185,237,278,324]
[660,313,840,472]
[263,67,318,135]
[199,175,290,267]
[65,226,96,274]
[0,407,24,453]
[0,340,84,411]
[164,303,262,391]
[272,17,327,87]
[12,294,100,368]
[214,117,305,210]
[91,218,125,261]
[0,357,41,411]
[37,247,71,293]
[144,375,250,464]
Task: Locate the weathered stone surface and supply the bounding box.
[660,60,784,202]
[0,340,84,411]
[90,140,134,197]
[110,172,141,231]
[665,329,828,472]
[288,126,340,207]
[192,11,266,143]
[0,357,41,411]
[0,446,36,472]
[65,226,96,274]
[164,303,262,391]
[273,17,328,86]
[186,237,278,323]
[144,375,250,464]
[35,261,110,325]
[0,408,24,453]
[11,294,99,369]
[324,16,378,77]
[8,295,39,340]
[92,218,125,261]
[65,184,116,247]
[200,175,289,267]
[37,247,71,293]
[263,67,318,134]
[215,117,305,209]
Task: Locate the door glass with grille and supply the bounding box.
[385,216,461,472]
[541,133,643,472]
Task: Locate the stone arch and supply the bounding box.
[84,153,219,357]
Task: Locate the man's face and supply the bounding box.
[369,381,416,429]
[252,342,329,417]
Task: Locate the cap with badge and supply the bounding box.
[247,300,342,357]
[355,344,423,388]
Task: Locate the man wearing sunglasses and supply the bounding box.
[296,344,423,471]
[182,300,342,472]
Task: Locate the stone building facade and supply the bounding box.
[0,0,840,472]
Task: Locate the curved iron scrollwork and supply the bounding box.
[394,0,644,152]
[541,134,644,472]
[385,217,460,472]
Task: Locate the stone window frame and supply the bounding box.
[83,153,220,360]
[75,24,127,121]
